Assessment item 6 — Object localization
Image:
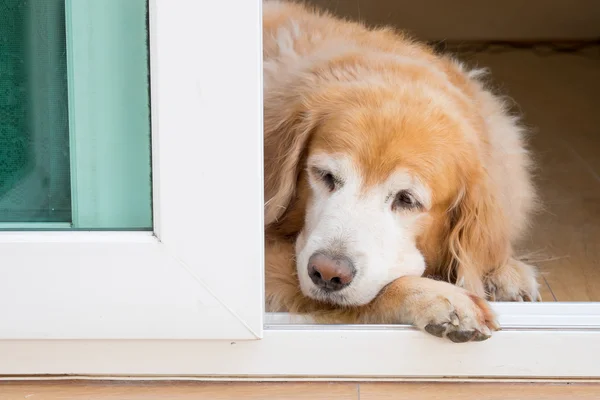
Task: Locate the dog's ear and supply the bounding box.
[445,170,511,297]
[263,90,320,227]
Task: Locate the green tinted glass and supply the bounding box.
[0,0,152,230]
[0,0,71,224]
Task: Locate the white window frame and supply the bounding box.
[1,0,600,380]
[0,0,264,341]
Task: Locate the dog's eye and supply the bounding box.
[321,171,337,191]
[312,168,338,191]
[392,190,420,211]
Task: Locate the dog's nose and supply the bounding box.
[307,252,355,291]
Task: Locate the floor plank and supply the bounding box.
[539,276,556,302]
[360,382,600,400]
[0,381,359,400]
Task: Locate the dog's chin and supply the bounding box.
[303,286,378,307]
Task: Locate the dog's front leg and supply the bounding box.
[354,276,500,342]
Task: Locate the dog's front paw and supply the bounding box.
[486,258,542,302]
[408,283,500,343]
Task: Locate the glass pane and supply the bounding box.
[0,0,71,223]
[0,0,152,230]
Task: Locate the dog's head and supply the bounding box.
[264,58,510,306]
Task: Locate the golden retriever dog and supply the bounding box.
[263,0,540,342]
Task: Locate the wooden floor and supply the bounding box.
[1,381,600,399]
[468,48,600,302]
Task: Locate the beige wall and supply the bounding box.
[304,0,600,41]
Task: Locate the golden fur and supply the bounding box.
[262,1,539,341]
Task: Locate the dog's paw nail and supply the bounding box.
[450,312,460,326]
[447,330,475,343]
[472,329,491,342]
[489,321,501,331]
[425,323,446,338]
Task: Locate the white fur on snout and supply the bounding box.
[296,155,428,306]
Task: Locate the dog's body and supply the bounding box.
[263,0,539,342]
